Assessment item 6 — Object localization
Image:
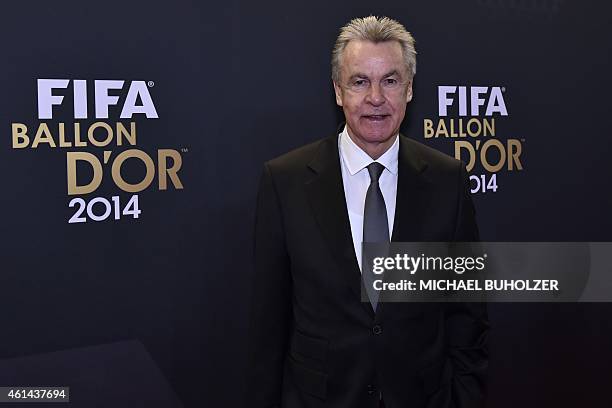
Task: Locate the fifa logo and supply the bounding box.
[37,79,158,119]
[437,86,507,117]
[423,85,524,194]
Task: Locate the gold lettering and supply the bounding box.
[158,149,184,190]
[481,139,506,172]
[11,123,29,148]
[455,141,476,172]
[67,152,103,195]
[111,149,155,193]
[58,123,72,147]
[117,122,137,146]
[424,119,434,138]
[32,123,56,148]
[508,139,523,170]
[436,119,449,138]
[87,122,114,147]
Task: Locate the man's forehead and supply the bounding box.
[343,39,403,57]
[341,40,405,75]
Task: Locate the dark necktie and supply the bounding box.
[362,162,389,311]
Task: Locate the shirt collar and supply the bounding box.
[339,125,399,176]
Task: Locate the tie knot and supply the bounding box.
[367,162,385,183]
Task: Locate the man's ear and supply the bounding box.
[333,81,343,106]
[406,79,413,103]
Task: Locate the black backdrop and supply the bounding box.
[1,1,611,407]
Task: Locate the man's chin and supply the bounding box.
[358,119,395,135]
[356,129,397,144]
[347,122,398,145]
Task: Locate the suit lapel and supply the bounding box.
[391,135,429,242]
[376,135,430,320]
[304,133,430,319]
[305,134,375,318]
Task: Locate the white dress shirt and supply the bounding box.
[338,126,399,272]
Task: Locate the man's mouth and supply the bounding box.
[362,114,390,121]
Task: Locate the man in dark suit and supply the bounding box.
[246,16,488,408]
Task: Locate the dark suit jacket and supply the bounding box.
[246,132,488,408]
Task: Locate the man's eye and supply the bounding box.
[384,78,398,86]
[353,79,367,87]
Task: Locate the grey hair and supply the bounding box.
[331,16,417,84]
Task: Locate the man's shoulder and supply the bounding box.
[400,135,463,175]
[262,133,465,180]
[265,135,335,175]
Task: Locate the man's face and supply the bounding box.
[333,40,412,151]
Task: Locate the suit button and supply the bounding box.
[367,384,376,395]
[372,324,382,335]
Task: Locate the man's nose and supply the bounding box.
[365,83,385,106]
